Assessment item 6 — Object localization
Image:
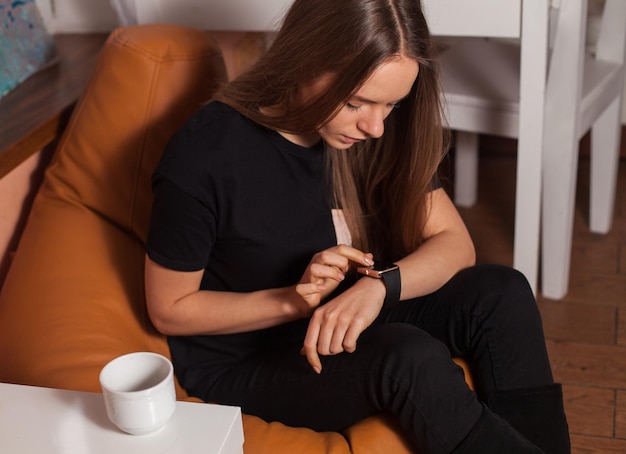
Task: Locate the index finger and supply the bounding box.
[333,244,374,267]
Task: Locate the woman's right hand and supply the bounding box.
[294,245,374,315]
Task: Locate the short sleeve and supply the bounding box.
[146,178,216,272]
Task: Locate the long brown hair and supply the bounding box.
[216,0,449,261]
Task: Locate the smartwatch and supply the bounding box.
[356,262,401,307]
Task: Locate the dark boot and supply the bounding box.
[486,383,571,454]
[453,404,545,453]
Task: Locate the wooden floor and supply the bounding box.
[445,139,626,453]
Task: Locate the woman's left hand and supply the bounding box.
[300,277,386,374]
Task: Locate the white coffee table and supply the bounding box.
[0,382,244,453]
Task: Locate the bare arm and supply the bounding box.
[144,245,374,336]
[395,187,475,299]
[145,259,302,336]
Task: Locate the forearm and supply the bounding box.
[396,226,475,300]
[387,188,475,300]
[148,285,306,336]
[145,245,374,337]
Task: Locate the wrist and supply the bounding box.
[356,262,401,307]
[355,274,387,300]
[280,286,315,319]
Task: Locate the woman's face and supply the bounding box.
[318,56,419,149]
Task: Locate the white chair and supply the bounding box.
[430,0,626,299]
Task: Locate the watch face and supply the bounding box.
[369,262,398,272]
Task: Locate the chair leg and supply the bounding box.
[512,139,542,297]
[541,133,580,300]
[454,131,479,208]
[540,0,587,300]
[510,0,551,296]
[590,96,622,234]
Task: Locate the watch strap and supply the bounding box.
[381,265,401,307]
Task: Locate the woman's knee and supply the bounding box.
[459,264,532,298]
[454,264,544,335]
[461,264,536,309]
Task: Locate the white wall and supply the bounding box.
[35,0,291,33]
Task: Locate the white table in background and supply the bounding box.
[0,382,244,453]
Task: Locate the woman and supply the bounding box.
[144,0,570,452]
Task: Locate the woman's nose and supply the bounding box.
[358,110,385,139]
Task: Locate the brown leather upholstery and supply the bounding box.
[0,24,468,453]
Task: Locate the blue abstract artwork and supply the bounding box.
[0,0,56,100]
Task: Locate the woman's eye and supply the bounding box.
[346,103,361,111]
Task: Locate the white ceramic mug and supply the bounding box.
[99,352,176,435]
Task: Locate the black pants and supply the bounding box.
[199,264,554,453]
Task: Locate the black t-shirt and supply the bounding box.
[147,102,342,394]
